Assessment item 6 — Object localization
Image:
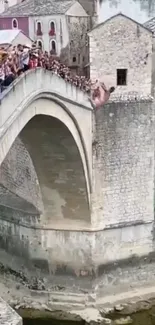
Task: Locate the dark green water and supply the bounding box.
[23,306,155,325]
[23,313,155,325]
[23,320,84,325]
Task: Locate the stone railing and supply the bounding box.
[0,68,92,130]
[0,297,22,325]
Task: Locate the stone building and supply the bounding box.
[0,0,97,74]
[88,13,153,96]
[0,0,19,13]
[144,17,155,94]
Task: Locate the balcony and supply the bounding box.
[49,28,55,37]
[36,29,43,36]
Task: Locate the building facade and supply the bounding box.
[0,0,97,74]
[0,0,19,13]
[88,13,153,96]
[144,17,155,95]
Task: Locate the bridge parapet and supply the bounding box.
[0,68,92,130]
[0,297,22,325]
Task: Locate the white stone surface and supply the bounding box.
[89,13,153,96]
[0,297,22,325]
[0,68,92,204]
[0,66,154,274]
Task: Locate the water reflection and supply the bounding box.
[23,320,84,325]
[23,310,155,325]
[99,0,155,23]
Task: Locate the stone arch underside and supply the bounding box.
[0,70,93,278]
[0,97,90,228]
[0,137,43,215]
[20,114,90,224]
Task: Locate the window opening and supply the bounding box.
[49,21,55,36]
[37,40,43,49]
[50,40,56,54]
[117,69,127,86]
[36,21,42,36]
[12,18,18,29]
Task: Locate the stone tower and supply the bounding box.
[78,0,99,27]
[78,0,98,16]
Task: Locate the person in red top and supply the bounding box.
[29,57,34,69]
[89,82,115,109]
[29,53,38,69]
[33,54,38,68]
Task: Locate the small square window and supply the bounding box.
[117,69,127,86]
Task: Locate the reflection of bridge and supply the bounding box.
[0,68,155,312]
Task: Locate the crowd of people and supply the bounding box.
[0,42,115,108]
[0,42,92,91]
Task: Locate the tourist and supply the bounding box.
[0,43,115,108]
[0,61,5,91]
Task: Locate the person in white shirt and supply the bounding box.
[23,47,30,71]
[0,62,5,91]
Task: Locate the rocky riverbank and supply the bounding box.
[2,262,155,324]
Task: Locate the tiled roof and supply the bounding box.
[144,17,155,35]
[88,13,152,34]
[1,0,74,17]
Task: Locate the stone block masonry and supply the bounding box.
[0,137,43,213]
[89,14,152,96]
[91,99,154,232]
[1,68,155,307]
[0,297,22,325]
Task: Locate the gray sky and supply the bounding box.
[99,0,155,23]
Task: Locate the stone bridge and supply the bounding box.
[0,68,155,308]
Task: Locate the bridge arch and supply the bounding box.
[0,86,93,230]
[0,69,92,195]
[0,69,93,226]
[0,94,91,195]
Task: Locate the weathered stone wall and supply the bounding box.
[151,38,155,95]
[0,137,43,213]
[89,14,152,96]
[78,0,96,16]
[1,68,155,301]
[66,15,90,74]
[0,113,90,281]
[0,99,152,281]
[0,297,22,325]
[0,70,92,200]
[0,112,90,224]
[91,99,154,230]
[20,115,90,224]
[0,220,93,281]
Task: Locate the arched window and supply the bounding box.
[50,40,56,54]
[37,40,43,50]
[36,21,42,36]
[12,18,18,29]
[49,21,56,36]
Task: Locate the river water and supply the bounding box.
[23,320,80,325]
[22,308,155,325]
[24,0,155,324]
